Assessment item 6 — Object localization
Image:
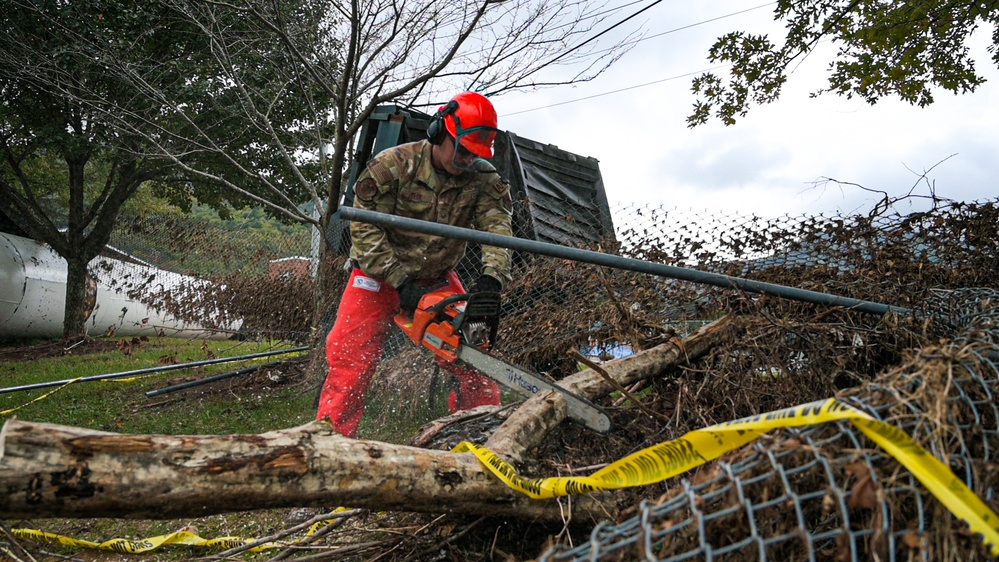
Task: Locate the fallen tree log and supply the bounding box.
[487,315,734,459]
[0,417,611,520]
[0,317,732,521]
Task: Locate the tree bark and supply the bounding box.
[0,317,731,522]
[0,417,610,521]
[486,315,734,459]
[61,255,94,339]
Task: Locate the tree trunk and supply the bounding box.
[62,254,96,339]
[56,150,148,339]
[0,418,610,521]
[0,317,731,522]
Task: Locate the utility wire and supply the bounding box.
[580,1,776,58]
[627,2,775,48]
[513,0,669,77]
[504,65,727,116]
[502,2,776,116]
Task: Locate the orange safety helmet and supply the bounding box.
[440,91,499,159]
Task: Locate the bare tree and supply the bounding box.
[124,0,638,232]
[153,0,637,379]
[0,0,636,338]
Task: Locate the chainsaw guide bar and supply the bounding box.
[394,289,612,433]
[457,345,612,433]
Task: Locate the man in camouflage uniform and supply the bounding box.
[317,92,514,438]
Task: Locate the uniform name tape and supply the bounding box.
[453,397,999,556]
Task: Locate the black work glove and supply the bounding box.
[472,275,502,294]
[397,279,428,313]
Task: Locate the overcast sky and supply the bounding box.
[493,1,999,218]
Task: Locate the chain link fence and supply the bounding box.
[97,197,999,559]
[100,198,999,388]
[104,211,318,342]
[537,287,999,562]
[102,199,995,349]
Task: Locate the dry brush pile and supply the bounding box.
[14,198,994,561]
[354,198,999,561]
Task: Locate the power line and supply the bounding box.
[631,2,774,46]
[580,0,651,23]
[540,0,669,70]
[415,0,670,110]
[503,2,776,116]
[582,1,775,57]
[504,65,728,116]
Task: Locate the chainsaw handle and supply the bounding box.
[426,293,471,314]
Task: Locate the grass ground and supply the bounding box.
[0,336,315,434]
[0,335,459,560]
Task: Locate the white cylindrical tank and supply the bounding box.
[0,232,240,339]
[1,232,72,336]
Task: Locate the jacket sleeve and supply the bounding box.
[349,163,410,289]
[475,177,514,287]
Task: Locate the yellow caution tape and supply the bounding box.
[453,398,999,555]
[12,527,282,554]
[2,376,148,417]
[304,506,352,536]
[1,377,88,417]
[13,507,353,555]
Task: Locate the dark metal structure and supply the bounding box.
[327,105,615,257]
[0,347,308,395]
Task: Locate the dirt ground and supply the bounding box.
[0,337,123,362]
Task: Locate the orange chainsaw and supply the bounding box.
[394,288,611,433]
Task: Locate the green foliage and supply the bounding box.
[0,0,336,223]
[0,0,337,336]
[115,197,313,276]
[689,0,998,126]
[136,1,339,212]
[0,1,163,239]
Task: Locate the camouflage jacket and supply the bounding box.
[349,140,513,289]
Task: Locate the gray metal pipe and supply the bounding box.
[337,207,911,317]
[0,346,308,395]
[146,364,263,398]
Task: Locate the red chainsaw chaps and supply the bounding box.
[317,268,500,438]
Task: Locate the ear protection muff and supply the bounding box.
[427,100,460,145]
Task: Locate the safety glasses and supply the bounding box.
[449,113,501,172]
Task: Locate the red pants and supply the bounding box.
[317,268,501,437]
